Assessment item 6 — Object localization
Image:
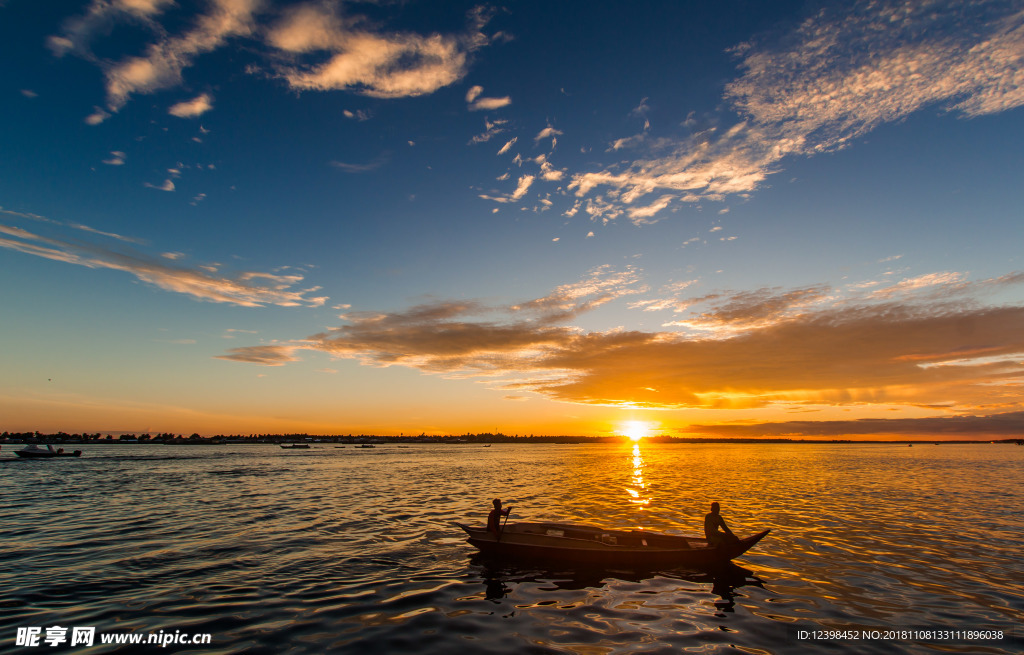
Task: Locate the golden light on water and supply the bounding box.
[627,442,651,508]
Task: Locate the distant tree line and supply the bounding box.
[4,431,1021,445]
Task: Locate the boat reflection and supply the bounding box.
[469,552,764,605]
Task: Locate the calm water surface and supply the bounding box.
[2,442,1022,654]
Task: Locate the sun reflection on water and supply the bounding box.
[627,443,651,509]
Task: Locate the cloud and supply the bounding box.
[569,0,1024,217]
[536,155,564,181]
[103,0,260,110]
[218,344,305,366]
[683,411,1024,439]
[534,126,563,143]
[329,154,389,173]
[869,272,966,298]
[55,0,476,112]
[0,218,327,308]
[478,174,535,204]
[269,3,489,98]
[0,207,145,245]
[47,0,175,59]
[463,84,510,110]
[626,195,673,223]
[469,95,511,111]
[218,266,645,368]
[497,138,517,155]
[168,93,213,117]
[663,285,835,332]
[511,174,534,200]
[102,151,126,165]
[219,268,1024,418]
[144,179,175,191]
[468,118,508,145]
[84,107,111,125]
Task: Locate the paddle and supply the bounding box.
[497,506,512,543]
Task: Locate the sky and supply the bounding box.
[2,0,1023,439]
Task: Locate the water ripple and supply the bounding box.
[2,442,1022,653]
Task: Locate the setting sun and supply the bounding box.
[621,420,654,441]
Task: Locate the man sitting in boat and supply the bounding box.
[487,499,511,536]
[705,502,739,548]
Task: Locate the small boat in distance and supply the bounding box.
[357,444,376,448]
[457,522,769,568]
[280,444,310,449]
[13,444,82,458]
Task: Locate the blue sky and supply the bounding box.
[2,0,1023,438]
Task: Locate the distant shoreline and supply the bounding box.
[2,432,1022,446]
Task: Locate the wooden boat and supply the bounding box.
[280,444,310,449]
[457,522,769,568]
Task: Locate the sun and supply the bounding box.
[621,420,652,442]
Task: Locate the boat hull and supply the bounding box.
[15,450,82,458]
[457,522,769,568]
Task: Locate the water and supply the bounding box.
[2,442,1022,654]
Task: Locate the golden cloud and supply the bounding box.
[219,269,1024,415]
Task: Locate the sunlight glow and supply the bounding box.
[621,420,653,441]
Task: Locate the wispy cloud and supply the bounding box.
[0,215,327,308]
[268,3,489,98]
[1,207,142,244]
[534,126,562,145]
[219,268,1024,416]
[469,118,508,145]
[144,179,175,192]
[464,84,511,111]
[684,411,1024,439]
[663,285,835,332]
[219,266,645,369]
[568,0,1024,219]
[479,174,535,203]
[48,0,174,59]
[168,93,213,118]
[329,153,389,173]
[626,195,674,224]
[104,0,258,111]
[469,96,511,111]
[50,0,488,113]
[84,107,110,125]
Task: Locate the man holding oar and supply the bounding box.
[487,498,512,537]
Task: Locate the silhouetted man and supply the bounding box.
[704,501,738,547]
[488,498,511,536]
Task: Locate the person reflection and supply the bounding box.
[712,571,738,613]
[704,501,739,548]
[488,498,511,536]
[484,576,511,601]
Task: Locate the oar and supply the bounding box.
[497,506,512,542]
